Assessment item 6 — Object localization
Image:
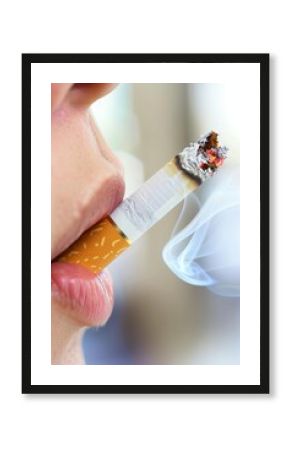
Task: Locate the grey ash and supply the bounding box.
[176,131,229,184]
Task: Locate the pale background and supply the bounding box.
[85,83,240,364]
[1,2,287,450]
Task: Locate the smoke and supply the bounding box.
[162,167,240,297]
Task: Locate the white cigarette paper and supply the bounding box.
[58,131,229,273]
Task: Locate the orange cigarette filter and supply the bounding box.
[58,217,130,273]
[57,131,228,274]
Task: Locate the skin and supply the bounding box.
[51,84,125,364]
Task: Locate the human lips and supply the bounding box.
[50,176,122,326]
[51,262,114,326]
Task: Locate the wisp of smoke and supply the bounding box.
[162,167,240,297]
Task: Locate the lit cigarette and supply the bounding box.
[57,131,229,273]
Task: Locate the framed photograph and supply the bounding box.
[22,53,269,394]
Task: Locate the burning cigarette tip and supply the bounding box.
[177,131,229,183]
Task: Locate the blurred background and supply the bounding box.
[83,83,240,364]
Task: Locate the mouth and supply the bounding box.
[51,177,122,326]
[51,262,114,326]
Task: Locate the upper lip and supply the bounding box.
[52,173,125,260]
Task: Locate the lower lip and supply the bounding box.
[51,262,114,326]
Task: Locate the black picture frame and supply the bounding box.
[22,53,269,394]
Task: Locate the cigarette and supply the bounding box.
[57,131,229,273]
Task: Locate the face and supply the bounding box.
[51,84,125,337]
